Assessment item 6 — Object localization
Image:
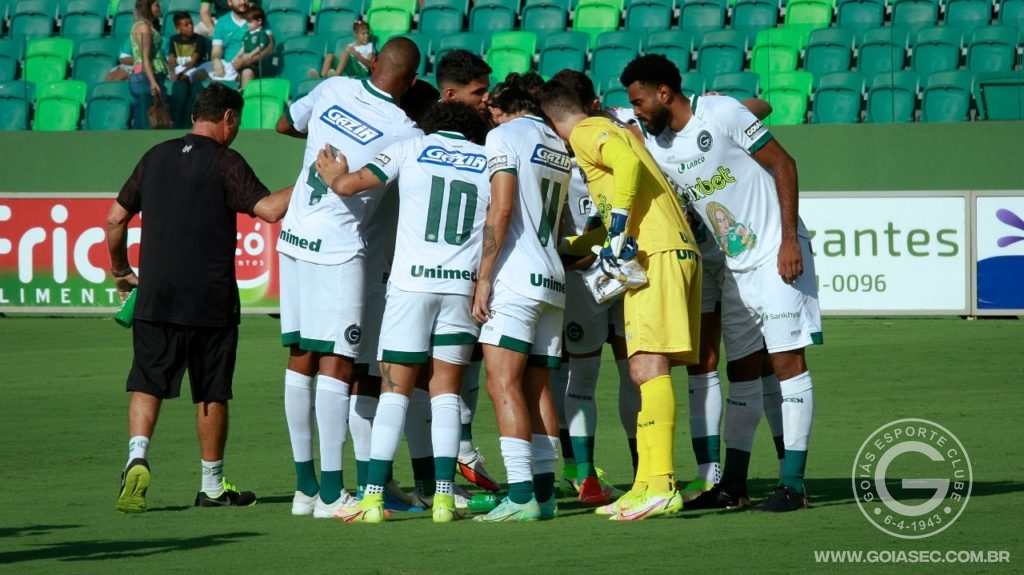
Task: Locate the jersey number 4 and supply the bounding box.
[425,176,478,246]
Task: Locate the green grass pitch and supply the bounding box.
[1,316,1022,574]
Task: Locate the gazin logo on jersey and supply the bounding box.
[418,146,487,173]
[697,130,713,152]
[530,144,571,173]
[320,106,382,144]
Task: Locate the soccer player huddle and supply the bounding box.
[114,36,821,523]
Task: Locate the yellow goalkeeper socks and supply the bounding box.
[640,375,677,493]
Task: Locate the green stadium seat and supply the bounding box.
[891,0,939,38]
[267,0,313,45]
[473,0,520,10]
[974,70,1024,120]
[804,27,854,78]
[24,37,73,86]
[72,37,120,88]
[573,0,621,49]
[279,36,326,96]
[760,69,812,124]
[998,0,1024,26]
[314,1,361,38]
[242,78,291,129]
[784,0,833,31]
[422,0,467,13]
[84,80,130,129]
[538,30,589,77]
[731,0,781,46]
[60,0,105,41]
[625,0,673,34]
[751,27,802,80]
[708,71,759,99]
[521,1,566,47]
[857,26,909,78]
[366,5,412,45]
[835,0,884,43]
[966,26,1018,74]
[394,32,430,74]
[110,0,134,40]
[0,80,34,130]
[32,78,86,130]
[0,38,22,82]
[910,26,963,78]
[920,69,973,122]
[243,77,292,101]
[811,70,863,123]
[368,0,416,14]
[294,76,323,99]
[418,5,464,48]
[600,78,630,107]
[679,0,726,41]
[11,0,58,38]
[943,0,991,37]
[697,29,746,76]
[435,32,487,62]
[591,30,641,81]
[680,70,706,97]
[865,70,918,122]
[469,4,516,36]
[485,31,536,82]
[646,29,695,70]
[318,0,364,14]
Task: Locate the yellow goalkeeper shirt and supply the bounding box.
[569,116,698,256]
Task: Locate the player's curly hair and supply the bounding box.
[550,69,597,111]
[420,101,490,145]
[436,49,492,88]
[400,79,441,124]
[620,54,682,94]
[489,72,544,116]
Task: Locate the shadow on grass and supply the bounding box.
[0,525,82,538]
[0,531,261,564]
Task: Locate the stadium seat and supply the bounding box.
[293,76,323,99]
[394,32,430,74]
[731,0,781,46]
[891,0,939,38]
[422,0,467,13]
[32,78,87,130]
[600,78,630,107]
[521,1,567,45]
[646,29,695,71]
[920,69,974,122]
[23,37,73,86]
[162,0,201,41]
[469,3,516,36]
[314,1,361,39]
[83,80,130,129]
[804,27,854,78]
[110,0,134,40]
[279,36,326,97]
[974,70,1024,120]
[943,0,991,37]
[760,69,813,124]
[366,5,412,45]
[418,5,464,49]
[573,0,621,49]
[0,38,22,82]
[60,0,106,41]
[834,0,884,41]
[857,26,909,78]
[680,71,706,97]
[783,0,833,31]
[998,0,1024,26]
[10,0,58,38]
[434,32,487,62]
[750,27,802,80]
[318,0,364,16]
[811,70,863,123]
[472,0,520,10]
[0,80,34,130]
[708,71,759,99]
[966,26,1018,74]
[241,78,291,129]
[697,29,746,76]
[625,0,673,34]
[266,0,313,46]
[865,70,918,122]
[485,31,536,82]
[537,30,589,77]
[679,0,726,41]
[910,26,963,78]
[591,30,641,81]
[72,37,120,89]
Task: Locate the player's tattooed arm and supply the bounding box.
[482,223,497,258]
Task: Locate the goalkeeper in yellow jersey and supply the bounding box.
[538,80,702,520]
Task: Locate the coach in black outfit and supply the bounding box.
[106,82,292,513]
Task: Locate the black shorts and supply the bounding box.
[126,320,238,403]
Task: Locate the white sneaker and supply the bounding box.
[453,484,471,509]
[313,490,356,518]
[292,490,317,516]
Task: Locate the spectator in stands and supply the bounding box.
[195,0,270,86]
[237,6,274,89]
[197,0,230,38]
[128,0,169,129]
[319,19,375,79]
[105,38,134,82]
[168,12,208,82]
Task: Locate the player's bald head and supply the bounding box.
[375,37,420,82]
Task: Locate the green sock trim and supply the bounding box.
[570,436,596,480]
[692,435,721,464]
[508,481,534,504]
[435,456,457,482]
[773,435,786,461]
[294,460,318,497]
[780,449,808,494]
[533,472,555,503]
[356,459,369,491]
[722,448,751,492]
[320,470,342,503]
[460,423,473,441]
[368,459,391,488]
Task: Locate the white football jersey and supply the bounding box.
[649,95,808,272]
[276,77,422,264]
[485,115,571,308]
[367,131,491,296]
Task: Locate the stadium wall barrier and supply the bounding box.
[0,123,1021,315]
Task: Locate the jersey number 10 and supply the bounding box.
[425,176,478,246]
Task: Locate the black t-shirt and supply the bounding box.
[168,33,209,64]
[117,134,270,327]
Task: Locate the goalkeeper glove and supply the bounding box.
[598,209,637,262]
